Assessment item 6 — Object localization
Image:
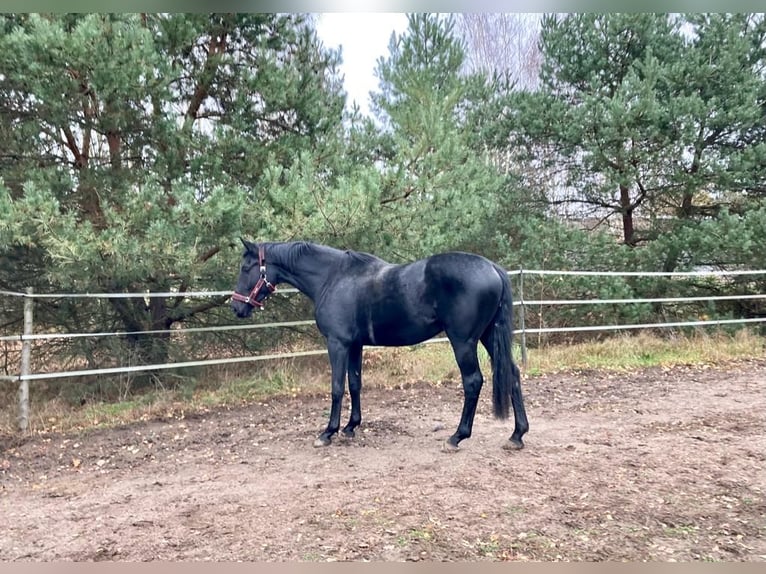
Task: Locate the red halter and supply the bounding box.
[231,245,276,308]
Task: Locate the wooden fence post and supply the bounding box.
[18,287,33,433]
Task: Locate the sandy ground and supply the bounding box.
[1,359,765,561]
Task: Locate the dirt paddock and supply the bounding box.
[1,359,765,562]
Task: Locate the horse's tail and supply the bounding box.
[488,265,525,429]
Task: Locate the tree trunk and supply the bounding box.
[619,183,635,246]
[109,296,173,389]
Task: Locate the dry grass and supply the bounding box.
[0,329,763,438]
[526,328,763,374]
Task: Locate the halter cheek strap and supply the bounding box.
[231,245,276,308]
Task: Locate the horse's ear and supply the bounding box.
[240,237,256,253]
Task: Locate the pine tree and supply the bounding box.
[363,13,504,259]
[0,13,346,372]
[487,12,766,270]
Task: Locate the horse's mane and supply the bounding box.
[272,241,320,269]
[269,241,387,271]
[345,249,386,266]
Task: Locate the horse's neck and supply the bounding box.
[270,242,341,301]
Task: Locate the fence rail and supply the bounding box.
[2,268,765,431]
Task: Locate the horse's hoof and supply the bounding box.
[313,436,331,448]
[502,438,524,451]
[442,440,460,453]
[341,428,355,439]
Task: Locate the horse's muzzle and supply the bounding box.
[231,299,255,318]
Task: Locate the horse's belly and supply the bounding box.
[367,315,440,347]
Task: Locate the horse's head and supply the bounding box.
[231,238,277,318]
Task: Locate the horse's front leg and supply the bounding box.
[342,343,363,438]
[314,338,349,447]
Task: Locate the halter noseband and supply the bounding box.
[231,245,276,308]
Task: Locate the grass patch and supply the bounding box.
[1,329,763,437]
[528,329,762,373]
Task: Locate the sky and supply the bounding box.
[315,13,409,116]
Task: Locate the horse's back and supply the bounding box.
[370,251,504,344]
[316,250,505,346]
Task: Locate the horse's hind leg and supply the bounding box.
[445,339,483,451]
[482,325,528,451]
[505,361,527,450]
[342,344,363,438]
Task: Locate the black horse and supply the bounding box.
[231,240,528,451]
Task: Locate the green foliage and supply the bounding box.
[487,13,766,258]
[0,13,347,379]
[365,13,504,260]
[1,12,764,401]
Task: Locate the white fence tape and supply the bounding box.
[1,268,764,383]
